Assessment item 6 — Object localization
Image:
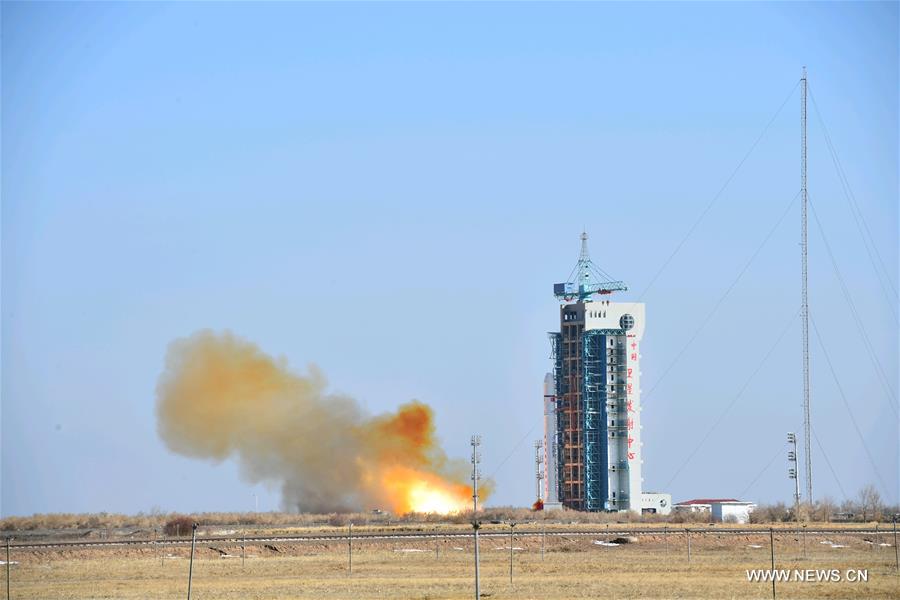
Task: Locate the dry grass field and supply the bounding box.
[4,526,899,599]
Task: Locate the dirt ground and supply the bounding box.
[4,528,899,599]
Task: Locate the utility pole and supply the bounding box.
[471,434,482,600]
[187,523,197,600]
[787,433,801,519]
[508,522,516,585]
[770,528,777,600]
[534,440,544,504]
[800,65,813,505]
[6,536,10,600]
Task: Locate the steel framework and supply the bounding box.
[801,66,813,504]
[582,330,608,511]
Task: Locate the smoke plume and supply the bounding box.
[156,330,487,513]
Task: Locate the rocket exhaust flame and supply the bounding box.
[156,330,489,514]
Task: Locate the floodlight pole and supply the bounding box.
[471,434,482,600]
[787,433,800,520]
[6,536,10,600]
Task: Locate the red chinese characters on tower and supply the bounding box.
[626,336,637,462]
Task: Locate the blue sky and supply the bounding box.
[2,2,897,516]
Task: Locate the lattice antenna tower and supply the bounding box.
[801,66,813,504]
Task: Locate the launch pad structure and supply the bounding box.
[544,233,647,513]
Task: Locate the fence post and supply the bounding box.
[541,525,545,562]
[686,529,691,564]
[802,524,806,559]
[508,523,515,586]
[769,528,776,600]
[893,518,898,574]
[348,523,353,576]
[664,525,668,556]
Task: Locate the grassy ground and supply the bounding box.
[5,529,899,599]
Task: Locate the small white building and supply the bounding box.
[711,501,756,524]
[640,492,672,515]
[673,498,738,513]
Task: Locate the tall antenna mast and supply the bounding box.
[801,66,813,505]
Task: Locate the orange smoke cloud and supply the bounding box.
[156,330,489,514]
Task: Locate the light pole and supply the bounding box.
[788,433,800,520]
[471,434,482,600]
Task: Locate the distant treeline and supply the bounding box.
[2,485,895,532]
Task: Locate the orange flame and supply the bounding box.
[376,465,472,514]
[362,402,475,514]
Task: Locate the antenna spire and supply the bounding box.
[553,232,627,302]
[579,231,590,261]
[801,66,813,505]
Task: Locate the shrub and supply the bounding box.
[327,513,348,527]
[163,515,195,537]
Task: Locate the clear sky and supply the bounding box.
[2,2,897,517]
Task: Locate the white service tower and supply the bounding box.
[546,232,645,513]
